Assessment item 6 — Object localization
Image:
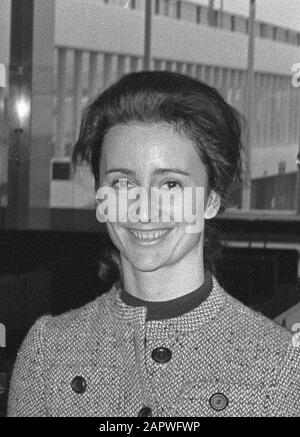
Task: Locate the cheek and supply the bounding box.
[168,189,205,230]
[105,222,123,251]
[166,227,202,263]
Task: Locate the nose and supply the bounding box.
[127,185,155,224]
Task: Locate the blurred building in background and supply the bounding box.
[0,0,300,220]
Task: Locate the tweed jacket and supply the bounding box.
[8,275,300,417]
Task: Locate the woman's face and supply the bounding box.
[99,122,219,273]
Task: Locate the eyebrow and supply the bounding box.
[106,168,190,177]
[106,168,135,176]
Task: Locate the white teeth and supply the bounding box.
[129,229,169,240]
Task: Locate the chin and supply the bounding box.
[124,252,168,272]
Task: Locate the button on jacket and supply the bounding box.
[8,275,300,417]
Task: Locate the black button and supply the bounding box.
[209,393,228,411]
[138,406,152,417]
[71,376,87,394]
[151,347,172,364]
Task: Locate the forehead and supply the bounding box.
[101,122,203,171]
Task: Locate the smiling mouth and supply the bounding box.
[127,228,173,245]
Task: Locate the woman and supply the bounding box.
[8,71,300,417]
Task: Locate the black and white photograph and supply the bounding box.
[0,0,300,419]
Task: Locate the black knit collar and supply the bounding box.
[119,270,213,321]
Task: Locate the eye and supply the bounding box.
[112,178,134,190]
[160,180,183,193]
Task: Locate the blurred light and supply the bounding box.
[15,96,30,126]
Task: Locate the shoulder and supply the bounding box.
[37,288,115,341]
[219,287,293,347]
[217,288,300,415]
[11,288,114,366]
[8,289,116,416]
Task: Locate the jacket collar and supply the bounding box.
[104,274,227,335]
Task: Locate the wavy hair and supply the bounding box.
[72,71,245,284]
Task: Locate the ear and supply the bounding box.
[204,190,221,219]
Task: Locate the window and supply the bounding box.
[52,162,71,181]
[272,26,278,41]
[213,10,219,27]
[285,29,290,44]
[155,0,160,15]
[130,0,136,9]
[297,33,300,46]
[260,23,267,38]
[196,5,201,24]
[163,0,169,16]
[208,9,218,27]
[176,1,181,19]
[245,18,249,34]
[290,32,297,46]
[230,15,235,32]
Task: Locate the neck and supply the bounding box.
[120,244,206,302]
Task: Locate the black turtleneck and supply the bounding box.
[119,269,213,321]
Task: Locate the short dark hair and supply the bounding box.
[72,71,245,283]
